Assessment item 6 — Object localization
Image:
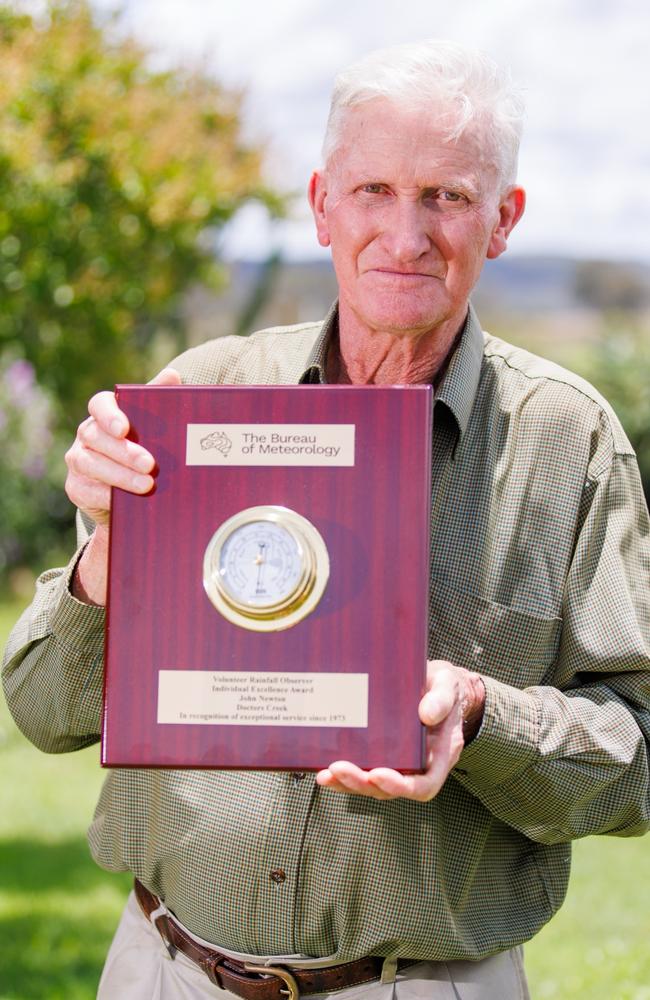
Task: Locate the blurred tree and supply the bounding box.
[581,317,650,504]
[0,0,283,433]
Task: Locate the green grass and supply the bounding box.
[0,598,130,1000]
[1,597,650,999]
[525,837,650,1000]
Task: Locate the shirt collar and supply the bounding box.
[299,301,338,385]
[298,301,484,439]
[435,304,484,438]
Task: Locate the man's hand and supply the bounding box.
[315,660,485,801]
[65,367,182,526]
[65,367,182,605]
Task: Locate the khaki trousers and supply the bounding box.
[97,892,531,1000]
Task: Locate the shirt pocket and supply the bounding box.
[428,576,562,689]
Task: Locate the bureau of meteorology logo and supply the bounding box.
[200,429,232,457]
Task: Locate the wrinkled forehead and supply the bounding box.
[326,98,499,189]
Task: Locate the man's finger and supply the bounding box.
[317,763,438,802]
[68,447,155,495]
[317,760,370,792]
[86,369,182,439]
[77,419,155,474]
[88,390,128,438]
[316,764,396,800]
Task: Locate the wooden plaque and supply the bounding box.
[102,385,432,771]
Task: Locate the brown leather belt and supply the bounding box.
[135,879,412,999]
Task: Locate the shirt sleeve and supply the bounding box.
[1,513,105,753]
[453,441,650,844]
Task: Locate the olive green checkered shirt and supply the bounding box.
[4,304,650,961]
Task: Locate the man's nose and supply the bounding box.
[384,200,432,262]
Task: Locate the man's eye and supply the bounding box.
[361,183,385,194]
[424,189,469,211]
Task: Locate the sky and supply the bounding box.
[99,0,650,263]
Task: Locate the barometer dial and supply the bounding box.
[203,506,329,631]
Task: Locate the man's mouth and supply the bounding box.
[369,268,440,279]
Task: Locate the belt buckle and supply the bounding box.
[244,963,300,1000]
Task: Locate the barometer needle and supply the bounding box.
[255,543,266,593]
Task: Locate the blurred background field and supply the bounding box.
[1,3,650,998]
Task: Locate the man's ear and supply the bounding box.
[308,171,331,248]
[486,187,526,259]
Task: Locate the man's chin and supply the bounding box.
[352,290,456,338]
[364,311,451,339]
[342,293,465,342]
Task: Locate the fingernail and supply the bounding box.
[110,418,126,436]
[132,474,151,492]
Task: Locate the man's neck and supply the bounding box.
[328,306,467,386]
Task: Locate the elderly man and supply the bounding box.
[3,39,650,1000]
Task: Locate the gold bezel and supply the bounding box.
[203,505,330,632]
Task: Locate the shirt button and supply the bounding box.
[270,869,287,884]
[292,772,307,782]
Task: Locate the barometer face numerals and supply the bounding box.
[203,506,329,632]
[219,520,305,608]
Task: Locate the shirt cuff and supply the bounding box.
[50,546,106,653]
[452,674,541,788]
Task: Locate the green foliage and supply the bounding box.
[0,0,282,433]
[0,355,73,571]
[578,317,650,498]
[0,0,282,569]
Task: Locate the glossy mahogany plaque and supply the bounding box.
[102,385,432,770]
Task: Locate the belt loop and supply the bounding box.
[146,900,178,961]
[201,956,227,990]
[148,901,169,925]
[381,957,398,984]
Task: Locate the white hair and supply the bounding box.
[322,40,525,190]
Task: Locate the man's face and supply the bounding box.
[309,99,524,341]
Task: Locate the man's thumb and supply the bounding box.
[147,367,183,386]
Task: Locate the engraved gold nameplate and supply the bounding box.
[202,505,330,632]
